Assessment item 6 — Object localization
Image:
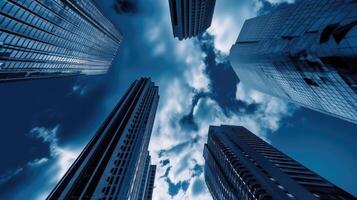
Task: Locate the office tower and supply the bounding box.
[229,0,357,124]
[204,125,356,200]
[0,0,122,82]
[136,153,156,200]
[168,0,216,40]
[47,78,159,200]
[144,165,157,200]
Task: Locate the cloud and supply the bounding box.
[0,124,80,199]
[208,0,295,53]
[27,158,49,167]
[151,82,295,199]
[0,0,299,199]
[29,126,59,155]
[17,0,297,198]
[208,0,262,53]
[0,125,60,186]
[27,125,80,199]
[236,83,297,133]
[70,84,88,96]
[0,126,62,189]
[0,168,23,185]
[149,5,297,197]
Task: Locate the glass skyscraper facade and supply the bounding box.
[143,164,156,200]
[168,0,216,40]
[229,0,357,124]
[204,125,356,200]
[47,78,159,200]
[0,0,122,82]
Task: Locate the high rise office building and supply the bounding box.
[0,0,122,82]
[204,125,356,200]
[229,0,357,124]
[47,78,159,200]
[168,0,216,40]
[128,151,157,200]
[144,164,156,200]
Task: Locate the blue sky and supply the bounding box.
[0,0,356,199]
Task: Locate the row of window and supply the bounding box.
[207,133,272,200]
[100,86,157,200]
[0,0,120,77]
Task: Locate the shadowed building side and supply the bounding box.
[144,165,156,200]
[47,78,159,200]
[168,0,216,40]
[204,125,356,200]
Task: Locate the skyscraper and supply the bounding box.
[229,0,357,124]
[47,78,159,200]
[144,164,157,200]
[204,125,356,200]
[0,0,122,82]
[168,0,216,40]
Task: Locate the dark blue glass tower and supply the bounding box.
[204,125,356,200]
[230,0,357,124]
[0,0,122,82]
[168,0,216,40]
[47,78,159,200]
[144,164,156,200]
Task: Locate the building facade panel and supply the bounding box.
[204,125,356,200]
[168,0,216,40]
[47,78,158,200]
[0,0,122,82]
[138,153,151,200]
[230,0,357,124]
[144,165,156,200]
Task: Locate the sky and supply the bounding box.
[0,0,356,199]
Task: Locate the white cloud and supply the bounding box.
[208,0,262,53]
[236,83,297,135]
[147,0,298,198]
[0,168,23,185]
[29,125,80,199]
[71,84,87,96]
[149,41,212,199]
[148,35,295,197]
[29,145,79,200]
[14,0,297,199]
[151,84,295,198]
[208,0,295,54]
[27,158,49,167]
[0,125,80,200]
[184,61,210,92]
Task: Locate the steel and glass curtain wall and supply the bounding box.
[230,0,357,124]
[204,125,356,200]
[0,0,122,82]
